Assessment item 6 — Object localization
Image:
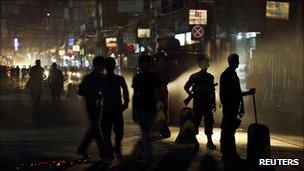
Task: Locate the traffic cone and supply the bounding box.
[173,107,199,151]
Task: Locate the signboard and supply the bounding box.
[266,1,289,20]
[105,38,117,48]
[191,25,204,38]
[50,48,56,53]
[106,38,117,53]
[189,9,207,25]
[59,50,65,56]
[137,28,150,38]
[72,45,80,52]
[68,37,75,46]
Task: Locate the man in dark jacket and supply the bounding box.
[47,63,64,103]
[28,60,44,108]
[220,53,254,162]
[184,55,217,150]
[77,56,105,159]
[101,57,129,159]
[132,55,162,160]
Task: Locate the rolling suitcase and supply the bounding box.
[247,90,271,163]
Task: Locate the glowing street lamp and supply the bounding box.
[13,38,19,51]
[237,33,242,40]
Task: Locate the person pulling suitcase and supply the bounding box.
[219,53,255,163]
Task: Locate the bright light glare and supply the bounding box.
[237,34,242,40]
[44,70,49,78]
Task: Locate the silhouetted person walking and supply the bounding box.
[101,57,129,159]
[21,66,27,81]
[220,53,246,163]
[47,63,64,103]
[77,56,105,159]
[28,60,44,109]
[15,65,20,83]
[132,55,161,161]
[152,51,171,138]
[184,55,217,150]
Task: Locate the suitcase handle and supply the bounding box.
[243,88,257,123]
[252,92,258,123]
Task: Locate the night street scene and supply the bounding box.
[0,0,303,171]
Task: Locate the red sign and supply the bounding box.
[191,25,204,38]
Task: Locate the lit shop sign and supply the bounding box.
[50,48,56,53]
[80,48,85,55]
[137,28,150,38]
[59,50,65,56]
[175,32,199,46]
[189,9,207,25]
[72,45,80,52]
[68,37,75,46]
[106,38,117,53]
[105,38,117,48]
[266,1,289,20]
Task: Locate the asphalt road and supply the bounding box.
[0,86,303,171]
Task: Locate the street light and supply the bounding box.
[237,33,242,40]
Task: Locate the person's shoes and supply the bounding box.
[207,141,217,150]
[206,141,217,150]
[77,149,90,159]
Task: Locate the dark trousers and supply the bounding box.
[51,89,61,102]
[30,87,42,108]
[220,105,239,160]
[137,110,154,158]
[78,107,103,157]
[101,112,124,158]
[193,101,214,136]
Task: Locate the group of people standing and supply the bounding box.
[184,53,254,163]
[76,52,252,164]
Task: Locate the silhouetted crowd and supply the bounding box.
[12,52,256,166]
[73,52,255,166]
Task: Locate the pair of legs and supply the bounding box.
[137,111,154,160]
[50,88,61,103]
[220,105,242,162]
[101,113,124,159]
[77,108,103,158]
[30,87,42,109]
[193,103,216,149]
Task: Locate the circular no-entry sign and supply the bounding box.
[192,25,204,38]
